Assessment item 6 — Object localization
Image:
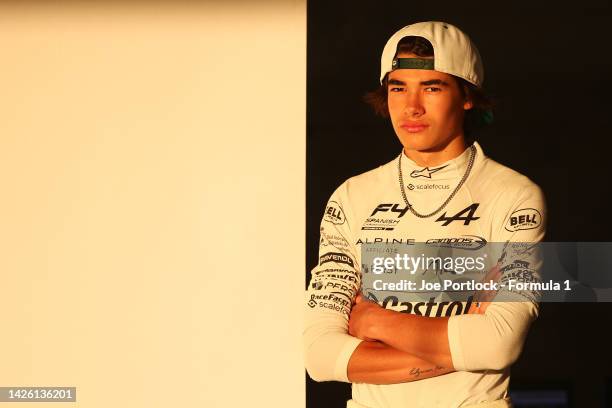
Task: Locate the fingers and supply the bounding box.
[471,300,492,314]
[469,263,503,314]
[485,263,502,282]
[474,263,502,303]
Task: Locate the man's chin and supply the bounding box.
[399,137,444,153]
[398,133,460,153]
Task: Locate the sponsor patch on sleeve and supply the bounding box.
[319,252,355,268]
[505,208,542,232]
[323,200,346,225]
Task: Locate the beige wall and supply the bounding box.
[0,2,305,407]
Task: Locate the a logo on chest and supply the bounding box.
[366,291,475,317]
[410,164,448,179]
[435,203,480,226]
[361,203,409,231]
[361,203,481,230]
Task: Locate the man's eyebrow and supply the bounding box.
[387,78,450,86]
[421,79,450,86]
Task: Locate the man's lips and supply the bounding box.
[400,122,429,133]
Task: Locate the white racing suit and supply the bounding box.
[303,142,546,407]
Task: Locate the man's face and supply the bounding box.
[387,52,472,153]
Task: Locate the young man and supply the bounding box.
[303,21,546,407]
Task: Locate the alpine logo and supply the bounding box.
[410,164,448,179]
[324,201,346,225]
[356,237,416,245]
[505,208,541,232]
[435,204,480,226]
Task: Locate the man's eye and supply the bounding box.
[389,87,404,92]
[425,87,441,92]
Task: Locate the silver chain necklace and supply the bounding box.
[398,145,476,218]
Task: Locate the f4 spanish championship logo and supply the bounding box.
[361,203,408,231]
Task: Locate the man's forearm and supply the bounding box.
[347,341,454,385]
[370,310,454,368]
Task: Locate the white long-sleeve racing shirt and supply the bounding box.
[303,141,546,408]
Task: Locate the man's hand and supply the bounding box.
[467,262,502,314]
[348,293,388,341]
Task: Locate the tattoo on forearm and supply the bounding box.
[409,366,446,378]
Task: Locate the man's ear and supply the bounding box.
[460,81,473,110]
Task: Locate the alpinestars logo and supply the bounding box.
[435,204,480,226]
[410,164,448,179]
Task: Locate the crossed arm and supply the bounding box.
[346,294,488,384]
[346,341,453,384]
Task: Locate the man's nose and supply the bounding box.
[403,92,425,117]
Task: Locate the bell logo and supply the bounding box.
[505,208,542,232]
[512,214,536,225]
[324,201,346,225]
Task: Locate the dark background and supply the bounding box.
[306,1,612,407]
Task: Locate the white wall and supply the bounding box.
[0,2,305,407]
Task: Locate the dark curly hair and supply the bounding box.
[364,36,494,138]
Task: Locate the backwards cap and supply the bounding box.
[380,21,484,87]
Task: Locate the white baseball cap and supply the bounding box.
[380,21,484,87]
